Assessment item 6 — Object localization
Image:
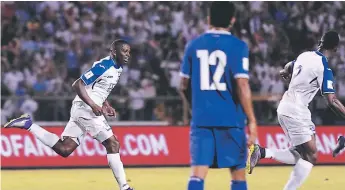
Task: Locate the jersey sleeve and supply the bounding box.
[320,56,336,95]
[80,63,108,85]
[232,42,249,79]
[180,42,193,78]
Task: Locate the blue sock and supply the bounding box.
[231,180,247,190]
[188,176,204,190]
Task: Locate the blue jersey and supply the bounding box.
[180,30,249,128]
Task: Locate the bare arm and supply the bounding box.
[325,93,345,118]
[236,78,257,125]
[72,79,97,108]
[179,77,191,124]
[102,99,116,117]
[103,99,111,107]
[236,78,257,146]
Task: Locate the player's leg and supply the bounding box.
[85,117,132,190]
[276,115,316,190]
[102,135,131,190]
[247,114,302,174]
[248,145,300,168]
[333,135,345,157]
[3,114,80,157]
[215,127,248,190]
[188,126,215,190]
[284,135,316,190]
[230,169,247,190]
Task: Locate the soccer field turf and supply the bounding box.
[1,166,344,190]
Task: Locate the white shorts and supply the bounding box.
[278,114,315,147]
[61,102,113,145]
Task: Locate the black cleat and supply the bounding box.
[333,136,345,157]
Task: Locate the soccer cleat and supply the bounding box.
[3,114,32,130]
[246,144,262,174]
[332,136,345,157]
[122,184,134,190]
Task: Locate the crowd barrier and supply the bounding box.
[1,126,344,169]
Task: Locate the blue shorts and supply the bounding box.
[190,126,247,170]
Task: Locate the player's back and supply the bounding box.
[181,30,249,127]
[277,51,335,119]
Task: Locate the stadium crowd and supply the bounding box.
[2,1,345,124]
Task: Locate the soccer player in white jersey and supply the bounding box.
[247,31,345,190]
[3,39,134,190]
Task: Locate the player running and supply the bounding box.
[180,2,257,190]
[3,39,134,190]
[247,31,345,190]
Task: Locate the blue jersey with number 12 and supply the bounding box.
[180,30,249,128]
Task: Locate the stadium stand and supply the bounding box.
[1,2,345,125]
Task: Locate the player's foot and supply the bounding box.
[3,114,32,130]
[123,188,134,190]
[122,184,134,190]
[333,136,345,157]
[246,144,262,174]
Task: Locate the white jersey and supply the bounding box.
[73,56,122,107]
[277,51,336,120]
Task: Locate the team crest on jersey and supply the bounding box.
[327,80,334,89]
[242,58,249,71]
[85,71,94,79]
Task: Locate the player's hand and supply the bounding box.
[91,104,103,116]
[102,105,117,117]
[279,69,291,81]
[247,121,258,147]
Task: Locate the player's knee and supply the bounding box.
[60,150,72,158]
[103,136,120,153]
[108,140,120,153]
[300,151,317,164]
[230,168,246,181]
[306,152,318,164]
[63,145,78,157]
[52,140,76,158]
[191,166,208,179]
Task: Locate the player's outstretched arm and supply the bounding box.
[324,93,345,118]
[236,78,258,146]
[72,78,102,116]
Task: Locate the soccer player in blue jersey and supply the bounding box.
[4,40,134,190]
[180,2,257,190]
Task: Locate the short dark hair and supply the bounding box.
[110,39,129,52]
[319,31,340,50]
[209,2,236,28]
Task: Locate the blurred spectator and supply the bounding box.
[3,65,24,93]
[128,83,145,120]
[1,2,345,124]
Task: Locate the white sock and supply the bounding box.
[284,159,313,190]
[29,124,60,148]
[107,153,128,189]
[265,148,300,165]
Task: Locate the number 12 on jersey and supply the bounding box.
[197,50,227,91]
